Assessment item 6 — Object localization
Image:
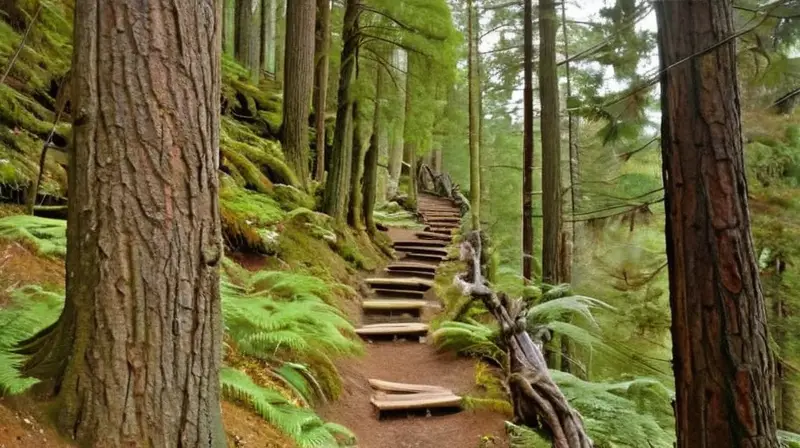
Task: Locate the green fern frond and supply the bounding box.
[505,421,551,448]
[0,285,62,395]
[432,321,505,366]
[528,295,614,328]
[0,216,67,257]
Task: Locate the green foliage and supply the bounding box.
[221,268,362,402]
[0,215,66,256]
[220,368,356,448]
[432,319,505,367]
[0,285,62,395]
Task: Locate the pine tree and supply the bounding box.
[522,0,535,281]
[323,0,360,223]
[20,1,224,444]
[237,0,262,83]
[282,0,316,188]
[467,0,481,230]
[314,0,332,180]
[657,0,779,446]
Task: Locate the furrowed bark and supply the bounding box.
[322,0,359,223]
[24,0,225,445]
[313,0,332,181]
[363,62,383,235]
[282,0,315,188]
[657,0,779,446]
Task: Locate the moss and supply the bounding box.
[219,177,284,254]
[0,215,66,257]
[220,141,274,194]
[273,184,315,211]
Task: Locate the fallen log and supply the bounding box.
[454,231,593,448]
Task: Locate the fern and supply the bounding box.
[0,216,67,257]
[0,286,62,394]
[505,422,551,448]
[220,368,355,447]
[431,319,505,367]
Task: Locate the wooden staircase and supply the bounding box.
[357,193,464,417]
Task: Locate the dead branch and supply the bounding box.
[454,231,593,448]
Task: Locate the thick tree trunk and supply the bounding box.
[282,0,315,188]
[223,0,236,56]
[467,0,480,230]
[22,0,224,445]
[656,1,779,446]
[348,98,366,229]
[313,0,331,181]
[237,0,262,83]
[261,0,277,74]
[322,0,359,223]
[522,0,535,281]
[539,0,562,286]
[363,63,383,235]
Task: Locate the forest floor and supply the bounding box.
[319,226,508,448]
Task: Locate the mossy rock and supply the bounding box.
[273,184,315,211]
[219,178,285,254]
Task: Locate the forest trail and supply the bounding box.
[319,194,507,448]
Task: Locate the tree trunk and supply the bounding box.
[223,0,236,56]
[22,0,224,445]
[522,0,535,281]
[313,0,331,181]
[275,0,286,84]
[656,1,779,446]
[322,0,359,223]
[433,148,442,173]
[402,57,417,206]
[539,0,562,286]
[261,0,277,74]
[282,0,315,188]
[386,49,406,199]
[348,98,365,229]
[467,0,480,230]
[363,63,383,235]
[237,0,262,83]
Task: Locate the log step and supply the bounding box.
[386,268,435,279]
[372,288,426,299]
[395,246,448,257]
[415,231,452,242]
[386,262,438,273]
[401,253,446,263]
[366,277,433,291]
[362,299,426,312]
[425,217,461,224]
[369,379,449,394]
[393,239,448,248]
[425,227,456,235]
[371,391,462,412]
[356,323,429,339]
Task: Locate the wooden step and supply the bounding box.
[369,379,449,394]
[372,288,426,299]
[366,277,433,291]
[371,391,462,412]
[395,246,448,257]
[362,299,426,312]
[415,231,452,242]
[386,262,438,273]
[386,269,435,279]
[393,239,448,248]
[401,253,446,263]
[425,217,461,224]
[425,227,456,235]
[356,323,429,340]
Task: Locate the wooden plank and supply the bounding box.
[385,269,435,279]
[366,277,434,290]
[371,392,462,411]
[415,231,452,242]
[401,253,446,263]
[372,288,426,299]
[395,246,448,257]
[362,299,426,311]
[355,323,429,337]
[387,262,438,271]
[393,239,448,248]
[368,379,450,394]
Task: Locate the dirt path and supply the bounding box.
[319,195,507,448]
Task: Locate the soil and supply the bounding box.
[0,396,71,448]
[319,216,508,448]
[0,240,64,307]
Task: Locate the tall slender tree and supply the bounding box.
[237,0,263,83]
[223,0,236,56]
[349,95,366,229]
[539,0,562,285]
[386,49,406,199]
[314,0,331,180]
[656,0,779,446]
[323,0,360,223]
[262,0,278,74]
[282,0,316,188]
[467,0,481,230]
[21,0,224,445]
[403,56,418,206]
[363,61,384,235]
[522,0,535,281]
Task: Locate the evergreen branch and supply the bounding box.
[481,1,522,11]
[567,198,663,222]
[359,33,430,57]
[592,187,664,203]
[616,136,659,161]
